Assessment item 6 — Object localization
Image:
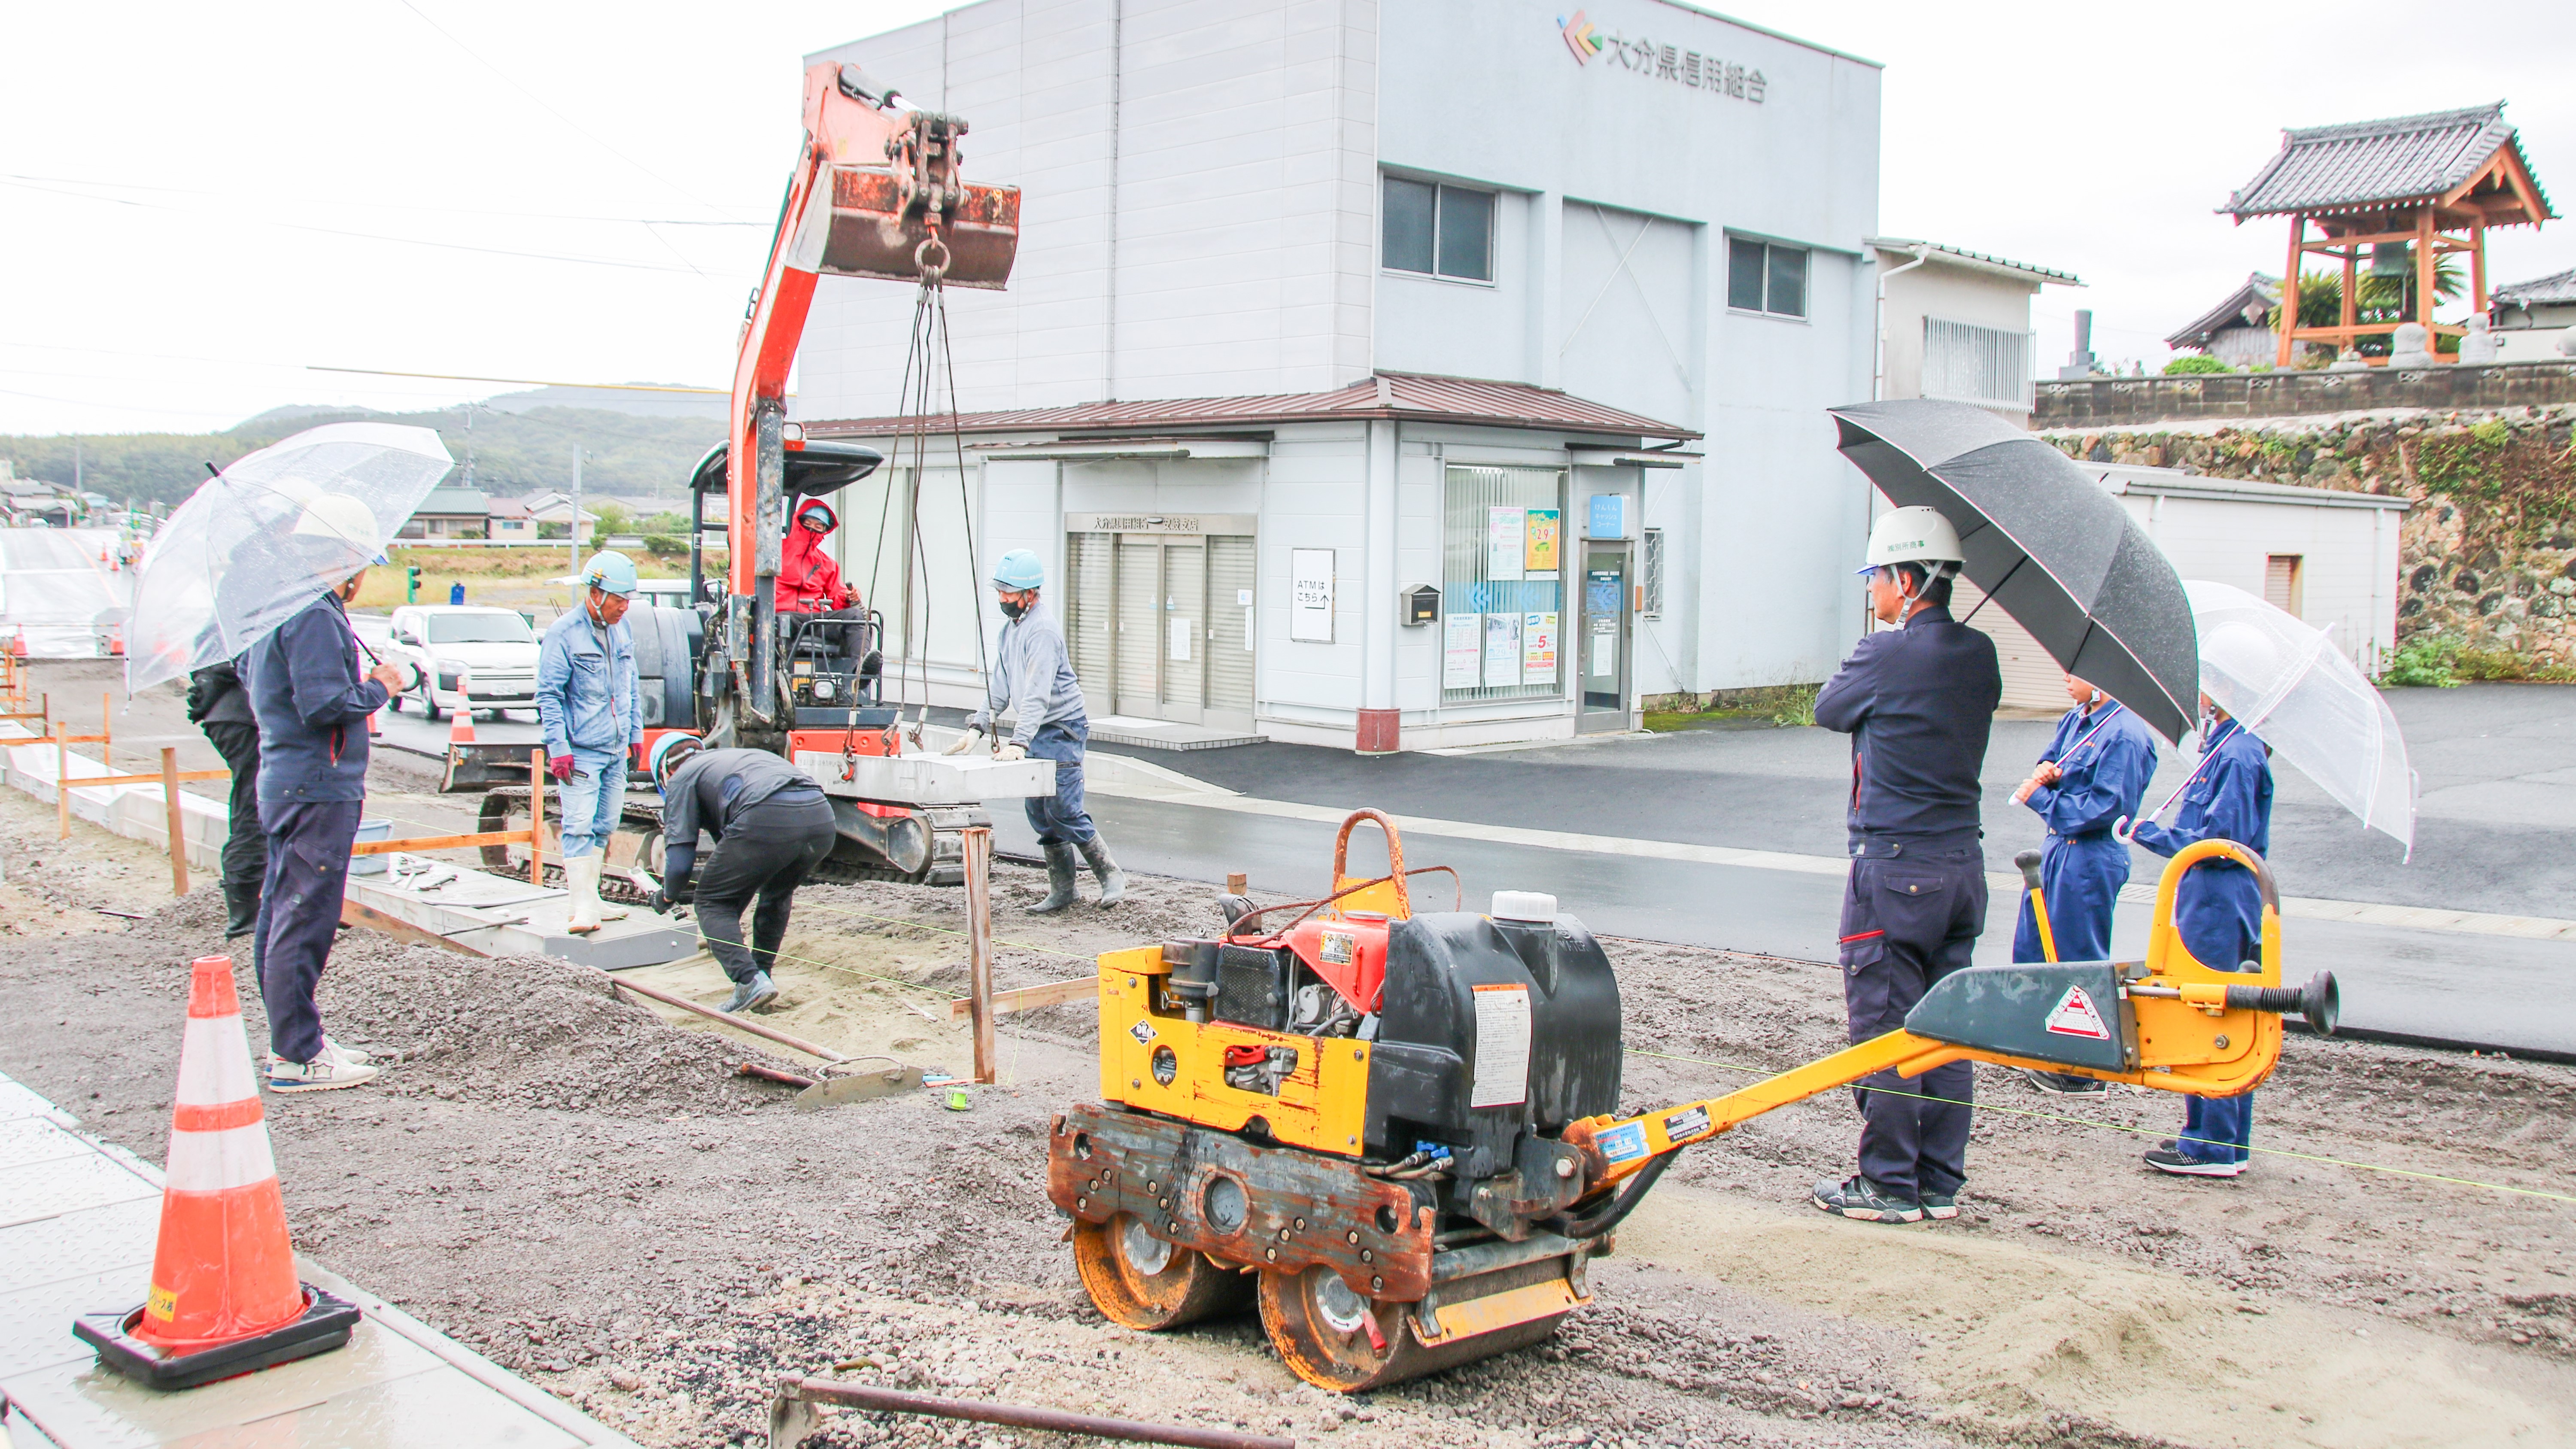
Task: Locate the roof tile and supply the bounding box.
[2221,103,2549,219]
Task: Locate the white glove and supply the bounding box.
[941,728,983,756]
[993,741,1028,763]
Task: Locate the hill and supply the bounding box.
[0,402,724,510]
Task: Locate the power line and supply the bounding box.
[310,366,727,394]
[0,171,761,226]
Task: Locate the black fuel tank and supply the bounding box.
[1362,911,1620,1162]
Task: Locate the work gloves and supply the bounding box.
[993,741,1028,763]
[548,755,575,781]
[941,728,983,756]
[648,872,694,916]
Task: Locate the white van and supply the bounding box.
[384,606,541,721]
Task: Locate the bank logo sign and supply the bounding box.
[1556,10,1769,103]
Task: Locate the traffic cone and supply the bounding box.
[74,956,360,1389]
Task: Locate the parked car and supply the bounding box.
[383,605,541,721]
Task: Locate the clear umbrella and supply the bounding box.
[126,423,453,694]
[2179,579,2417,857]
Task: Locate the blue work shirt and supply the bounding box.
[2132,718,2275,971]
[2025,700,2159,842]
[1815,602,2002,851]
[966,599,1085,748]
[536,605,640,768]
[244,591,388,805]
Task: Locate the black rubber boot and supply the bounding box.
[1078,836,1127,907]
[1030,843,1081,914]
[222,882,260,939]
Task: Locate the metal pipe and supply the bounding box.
[608,976,848,1063]
[777,1377,1294,1449]
[735,1062,817,1088]
[1429,1229,1583,1284]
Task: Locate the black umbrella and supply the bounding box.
[1829,400,2199,742]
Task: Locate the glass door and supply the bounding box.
[1579,544,1631,731]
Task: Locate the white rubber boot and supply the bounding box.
[566,855,603,935]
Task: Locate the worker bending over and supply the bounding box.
[2009,673,2159,1095]
[1810,506,2002,1225]
[2123,629,2275,1178]
[647,736,838,1014]
[537,550,643,935]
[945,548,1124,912]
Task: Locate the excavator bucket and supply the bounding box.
[818,166,1020,289]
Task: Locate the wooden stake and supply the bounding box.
[529,748,547,886]
[964,824,996,1084]
[161,747,188,896]
[56,729,69,840]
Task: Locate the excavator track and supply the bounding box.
[475,787,972,890]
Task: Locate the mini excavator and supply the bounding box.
[1047,811,2338,1391]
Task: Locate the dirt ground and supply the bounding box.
[4,735,2576,1449]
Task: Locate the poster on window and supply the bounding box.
[1523,508,1560,579]
[1289,549,1334,642]
[1443,613,1482,689]
[1522,611,1559,684]
[1485,506,1526,581]
[1482,611,1522,687]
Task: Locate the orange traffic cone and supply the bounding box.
[75,956,359,1389]
[448,674,476,745]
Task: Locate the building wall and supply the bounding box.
[1875,257,2038,410]
[2117,488,2400,668]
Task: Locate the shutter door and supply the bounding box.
[1065,531,1115,705]
[1161,542,1206,713]
[1953,577,2064,711]
[1114,539,1159,717]
[2264,555,2302,614]
[1206,535,1256,725]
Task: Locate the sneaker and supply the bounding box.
[1919,1191,1960,1221]
[2019,1069,2108,1096]
[322,1036,373,1067]
[268,1056,379,1093]
[2144,1147,2243,1178]
[720,971,779,1015]
[1811,1176,1924,1224]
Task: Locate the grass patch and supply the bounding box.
[1643,682,1821,731]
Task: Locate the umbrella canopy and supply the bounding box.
[2186,579,2416,855]
[127,423,453,693]
[1830,401,2200,742]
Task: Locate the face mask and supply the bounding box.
[999,597,1027,621]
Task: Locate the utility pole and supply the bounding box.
[72,437,81,492]
[568,444,584,575]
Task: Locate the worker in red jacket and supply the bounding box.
[778,498,857,614]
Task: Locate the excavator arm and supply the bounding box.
[717,61,1019,735]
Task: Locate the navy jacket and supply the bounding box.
[2025,700,2159,842]
[1814,602,2002,849]
[2132,718,2275,970]
[244,592,387,805]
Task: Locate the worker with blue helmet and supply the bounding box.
[644,733,836,1015]
[945,547,1124,911]
[536,549,643,936]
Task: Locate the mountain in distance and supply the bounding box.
[481,383,728,420]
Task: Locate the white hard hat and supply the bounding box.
[2199,620,2284,696]
[1857,506,1965,576]
[292,494,387,565]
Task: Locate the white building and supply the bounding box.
[800,0,1884,750]
[1870,239,2078,419]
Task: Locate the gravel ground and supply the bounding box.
[3,767,2575,1449]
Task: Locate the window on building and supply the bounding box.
[1384,177,1494,282]
[1727,237,1807,317]
[2264,554,2304,616]
[1922,319,2033,409]
[1442,466,1567,703]
[1640,527,1665,618]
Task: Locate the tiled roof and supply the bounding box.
[2222,103,2544,218]
[2165,273,2281,350]
[1866,237,2083,285]
[412,486,490,516]
[2494,266,2576,308]
[805,372,1698,441]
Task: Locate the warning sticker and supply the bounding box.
[1319,930,1356,966]
[1662,1105,1713,1145]
[1129,1018,1158,1045]
[1597,1121,1649,1164]
[1470,984,1533,1108]
[2043,985,2112,1040]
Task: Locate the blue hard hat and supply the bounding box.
[647,731,702,790]
[990,549,1044,591]
[581,549,640,597]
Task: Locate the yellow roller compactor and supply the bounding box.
[1047,811,2337,1390]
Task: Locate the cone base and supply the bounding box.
[76,1284,361,1391]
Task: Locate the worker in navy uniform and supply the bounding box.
[944,548,1125,912]
[1810,506,2002,1225]
[2123,625,2276,1177]
[644,735,840,1015]
[2009,672,2160,1095]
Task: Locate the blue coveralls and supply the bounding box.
[1814,602,2003,1203]
[966,600,1094,846]
[535,605,640,858]
[2131,719,2275,1166]
[2013,701,2159,963]
[243,592,388,1066]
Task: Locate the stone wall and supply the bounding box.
[2042,405,2576,675]
[2035,359,2576,430]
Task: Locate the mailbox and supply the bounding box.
[1403,583,1441,626]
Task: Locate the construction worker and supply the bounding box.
[185,651,265,939]
[945,548,1124,911]
[243,498,413,1092]
[645,735,838,1013]
[777,498,857,614]
[2009,672,2159,1096]
[537,550,643,935]
[2123,643,2275,1178]
[1809,506,2001,1225]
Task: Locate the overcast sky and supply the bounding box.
[3,0,2569,437]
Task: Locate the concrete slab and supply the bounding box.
[0,1071,643,1449]
[347,857,696,969]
